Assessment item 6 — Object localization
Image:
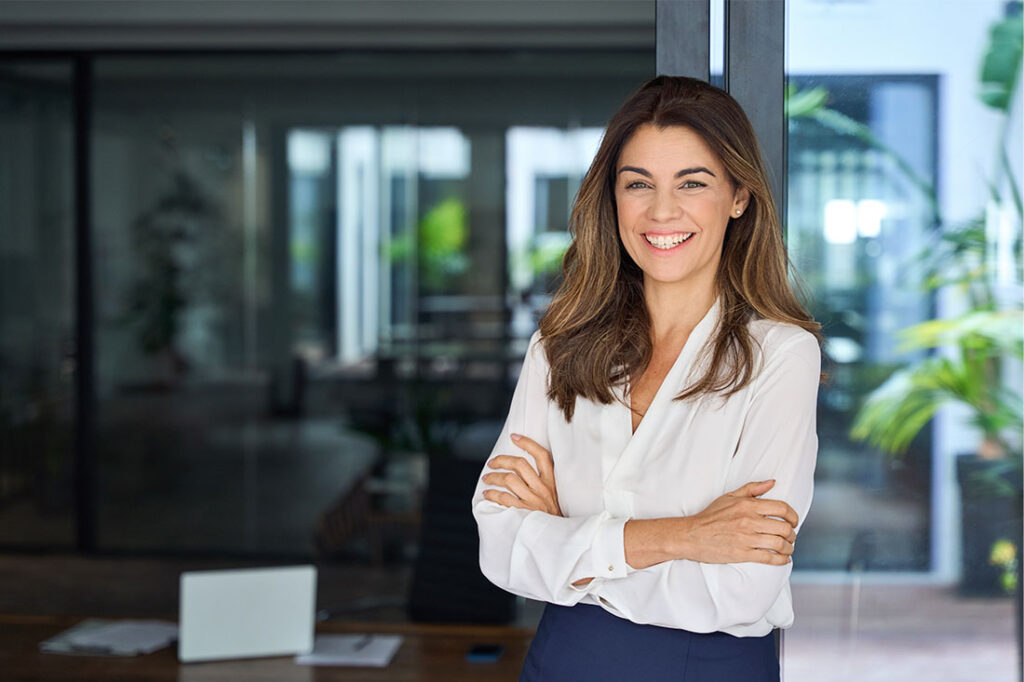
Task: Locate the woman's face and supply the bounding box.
[614,124,749,298]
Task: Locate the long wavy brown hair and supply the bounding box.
[539,75,821,422]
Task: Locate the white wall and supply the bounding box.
[790,0,1009,223]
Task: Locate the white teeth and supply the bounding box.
[644,233,693,249]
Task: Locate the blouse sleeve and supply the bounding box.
[472,332,632,606]
[585,329,821,635]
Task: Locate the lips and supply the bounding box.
[643,232,694,250]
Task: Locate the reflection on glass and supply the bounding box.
[92,63,378,554]
[285,125,475,368]
[506,126,603,337]
[786,1,1021,679]
[86,53,652,556]
[788,76,936,571]
[0,61,75,547]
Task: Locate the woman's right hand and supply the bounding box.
[624,480,798,569]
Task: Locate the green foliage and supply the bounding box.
[388,197,469,291]
[851,357,965,455]
[899,310,1023,358]
[784,84,828,118]
[990,539,1019,594]
[791,12,1024,477]
[528,236,571,277]
[851,310,1024,456]
[418,197,469,290]
[979,10,1024,111]
[913,218,989,297]
[420,197,467,260]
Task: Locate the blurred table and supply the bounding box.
[0,614,532,681]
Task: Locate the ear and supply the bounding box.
[732,187,751,216]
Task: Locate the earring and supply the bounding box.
[735,209,742,216]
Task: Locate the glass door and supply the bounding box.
[784,1,1022,679]
[0,60,76,548]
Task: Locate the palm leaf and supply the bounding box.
[851,358,967,454]
[785,84,829,118]
[897,310,1024,357]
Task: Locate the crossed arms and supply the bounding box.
[471,329,820,635]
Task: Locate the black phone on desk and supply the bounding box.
[466,643,504,662]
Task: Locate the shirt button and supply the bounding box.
[608,565,614,572]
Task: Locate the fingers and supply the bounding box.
[728,479,775,498]
[756,499,799,528]
[481,471,541,507]
[751,549,793,566]
[728,481,800,528]
[511,434,555,481]
[751,531,795,556]
[487,455,546,493]
[482,488,531,510]
[757,517,798,543]
[770,516,798,540]
[690,489,800,565]
[484,448,560,515]
[733,518,795,545]
[733,534,793,564]
[733,512,796,545]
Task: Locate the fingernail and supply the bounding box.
[510,433,522,442]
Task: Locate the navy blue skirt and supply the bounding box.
[520,603,780,681]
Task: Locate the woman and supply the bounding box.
[472,76,821,681]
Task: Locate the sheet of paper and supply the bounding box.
[40,619,179,656]
[295,634,403,667]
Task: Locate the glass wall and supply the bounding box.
[0,60,76,548]
[85,52,652,554]
[788,74,937,571]
[506,126,604,335]
[1,5,1018,677]
[785,1,1021,680]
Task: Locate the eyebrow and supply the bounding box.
[617,165,717,179]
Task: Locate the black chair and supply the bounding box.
[407,455,516,624]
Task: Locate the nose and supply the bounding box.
[648,187,681,222]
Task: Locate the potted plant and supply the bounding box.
[125,170,220,387]
[850,304,1022,588]
[388,195,470,294]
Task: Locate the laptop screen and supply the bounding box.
[179,565,317,663]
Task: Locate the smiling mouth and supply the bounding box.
[644,233,694,250]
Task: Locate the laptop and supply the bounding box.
[178,565,317,663]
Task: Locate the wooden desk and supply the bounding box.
[0,615,533,681]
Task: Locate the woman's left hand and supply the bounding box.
[481,434,563,516]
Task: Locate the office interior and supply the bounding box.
[0,1,1021,680]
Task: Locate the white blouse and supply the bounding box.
[472,300,820,637]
